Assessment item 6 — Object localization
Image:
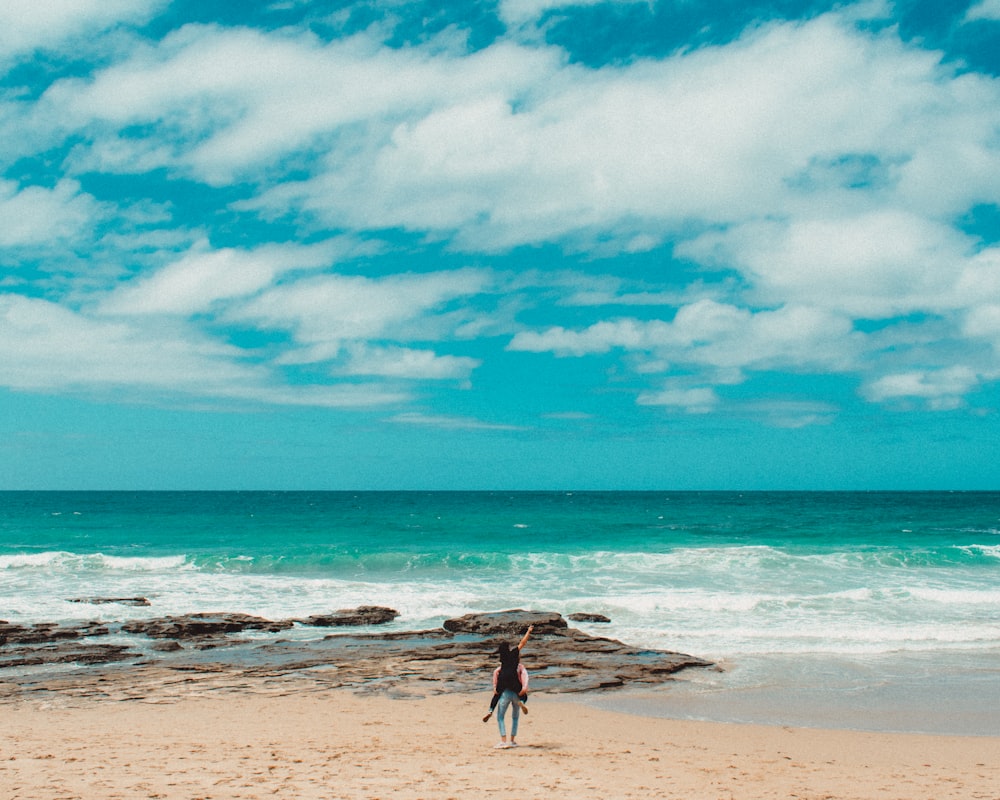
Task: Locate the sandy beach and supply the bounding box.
[3,685,997,800]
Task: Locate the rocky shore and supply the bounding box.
[0,607,714,704]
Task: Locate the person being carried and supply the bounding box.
[483,624,533,748]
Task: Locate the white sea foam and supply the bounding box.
[0,551,189,572]
[960,543,1000,558]
[2,541,998,666]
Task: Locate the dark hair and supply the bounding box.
[497,640,518,664]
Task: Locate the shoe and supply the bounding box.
[509,741,519,748]
[482,712,492,722]
[494,741,510,749]
[519,702,528,714]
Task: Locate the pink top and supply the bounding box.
[492,663,529,692]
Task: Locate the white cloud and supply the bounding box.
[678,211,980,318]
[637,385,720,414]
[222,9,999,256]
[98,239,350,316]
[497,0,649,27]
[862,366,983,409]
[676,221,1000,410]
[641,384,840,426]
[697,304,859,372]
[340,344,480,381]
[389,412,526,430]
[232,268,493,359]
[963,303,1000,344]
[954,248,1000,310]
[509,300,860,373]
[37,6,998,255]
[0,0,165,69]
[0,294,409,408]
[46,26,559,186]
[0,294,258,394]
[508,296,869,413]
[742,400,839,428]
[508,318,671,356]
[965,0,1000,22]
[0,179,103,248]
[235,383,411,408]
[6,2,1000,415]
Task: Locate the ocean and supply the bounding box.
[2,491,998,735]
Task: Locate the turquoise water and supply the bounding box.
[2,491,999,733]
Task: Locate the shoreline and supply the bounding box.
[578,686,1000,739]
[6,608,999,738]
[4,611,998,798]
[579,651,1000,738]
[3,689,997,800]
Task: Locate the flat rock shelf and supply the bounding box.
[0,609,714,704]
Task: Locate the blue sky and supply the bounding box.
[2,0,1000,489]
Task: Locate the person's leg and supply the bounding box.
[495,689,511,745]
[509,690,521,743]
[484,691,500,722]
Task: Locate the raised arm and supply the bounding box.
[517,624,534,651]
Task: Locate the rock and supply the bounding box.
[121,613,294,639]
[442,610,567,636]
[1,609,715,701]
[0,642,135,669]
[567,613,611,623]
[0,622,30,645]
[69,596,151,607]
[0,621,109,646]
[299,606,399,627]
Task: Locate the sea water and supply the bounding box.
[1,491,998,734]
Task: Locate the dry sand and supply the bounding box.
[1,688,997,800]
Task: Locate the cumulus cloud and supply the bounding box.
[0,294,410,408]
[0,294,259,394]
[508,318,669,356]
[0,179,103,248]
[963,303,1000,345]
[4,0,1000,420]
[232,268,494,363]
[0,0,165,70]
[955,248,1000,311]
[678,211,982,318]
[862,366,984,410]
[340,344,480,381]
[249,11,998,253]
[965,0,1000,22]
[98,239,350,316]
[37,5,999,257]
[44,26,558,186]
[509,299,861,374]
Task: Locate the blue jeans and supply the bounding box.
[496,689,521,738]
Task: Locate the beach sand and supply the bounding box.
[2,687,997,800]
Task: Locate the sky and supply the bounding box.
[2,0,1000,490]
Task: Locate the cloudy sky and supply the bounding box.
[3,0,1000,489]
